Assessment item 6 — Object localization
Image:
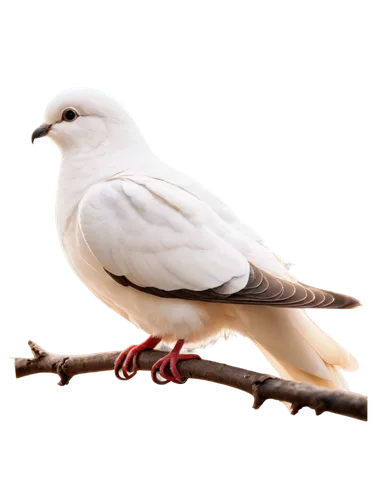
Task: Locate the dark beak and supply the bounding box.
[31,123,52,143]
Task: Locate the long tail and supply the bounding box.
[236,305,358,389]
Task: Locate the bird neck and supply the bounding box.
[55,142,153,238]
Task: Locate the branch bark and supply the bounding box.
[15,340,367,421]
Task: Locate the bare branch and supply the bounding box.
[15,340,367,421]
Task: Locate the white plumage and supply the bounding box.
[79,175,250,291]
[33,88,359,389]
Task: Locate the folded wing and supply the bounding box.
[78,174,251,293]
[78,175,360,309]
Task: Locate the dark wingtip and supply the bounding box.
[341,297,362,309]
[331,292,362,309]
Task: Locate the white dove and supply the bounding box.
[32,88,360,387]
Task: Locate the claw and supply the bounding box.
[114,337,200,385]
[151,339,201,384]
[114,337,161,380]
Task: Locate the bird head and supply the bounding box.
[32,88,144,152]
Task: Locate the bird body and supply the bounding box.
[33,88,360,389]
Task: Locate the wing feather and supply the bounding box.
[79,175,360,310]
[78,175,250,292]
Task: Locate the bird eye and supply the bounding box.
[62,108,78,122]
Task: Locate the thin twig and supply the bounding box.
[14,340,367,421]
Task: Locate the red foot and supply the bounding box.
[114,336,161,380]
[151,339,201,385]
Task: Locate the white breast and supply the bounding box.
[60,210,233,347]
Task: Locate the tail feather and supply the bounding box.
[236,305,358,390]
[298,310,358,372]
[248,341,351,411]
